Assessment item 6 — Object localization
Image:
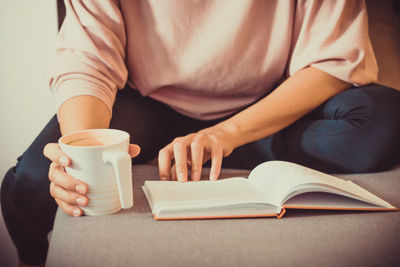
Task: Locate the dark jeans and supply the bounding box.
[2,84,400,264]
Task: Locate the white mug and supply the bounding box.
[59,129,133,216]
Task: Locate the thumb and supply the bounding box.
[43,143,71,167]
[129,144,141,158]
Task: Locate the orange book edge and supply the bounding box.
[282,205,400,212]
[152,205,399,221]
[153,209,286,221]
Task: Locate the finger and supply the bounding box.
[50,182,88,207]
[43,143,70,167]
[170,164,178,181]
[190,141,204,181]
[158,146,172,181]
[49,163,88,194]
[55,198,83,217]
[209,147,223,181]
[173,141,188,182]
[129,144,141,158]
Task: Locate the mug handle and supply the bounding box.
[102,150,133,209]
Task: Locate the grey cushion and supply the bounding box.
[46,165,400,267]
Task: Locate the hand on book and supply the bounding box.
[144,161,398,220]
[158,126,234,182]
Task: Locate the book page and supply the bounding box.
[283,192,387,209]
[282,183,396,208]
[143,178,274,212]
[248,161,395,208]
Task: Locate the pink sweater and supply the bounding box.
[49,0,377,120]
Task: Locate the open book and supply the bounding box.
[142,161,398,220]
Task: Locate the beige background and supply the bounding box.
[0,1,57,266]
[0,1,398,266]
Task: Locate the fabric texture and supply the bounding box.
[49,0,377,120]
[46,164,400,267]
[2,84,400,264]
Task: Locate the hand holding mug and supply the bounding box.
[43,129,140,217]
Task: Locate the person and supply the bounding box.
[2,0,400,266]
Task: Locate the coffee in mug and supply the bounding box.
[59,129,134,216]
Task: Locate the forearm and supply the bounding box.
[214,67,351,152]
[58,95,111,135]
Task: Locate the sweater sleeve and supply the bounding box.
[288,0,378,85]
[48,0,127,115]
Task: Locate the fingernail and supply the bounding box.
[73,209,81,217]
[75,184,86,194]
[76,197,85,206]
[210,174,217,181]
[178,173,186,182]
[160,177,168,181]
[59,156,69,166]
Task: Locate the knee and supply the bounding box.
[336,85,400,172]
[331,84,400,144]
[1,165,26,225]
[361,84,400,124]
[1,166,17,215]
[1,154,53,221]
[297,85,400,173]
[326,84,400,128]
[1,159,56,265]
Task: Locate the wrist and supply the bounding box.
[203,121,241,157]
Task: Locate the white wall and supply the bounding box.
[0,1,58,266]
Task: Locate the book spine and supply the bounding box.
[276,208,286,219]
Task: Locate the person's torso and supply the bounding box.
[121,0,295,119]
